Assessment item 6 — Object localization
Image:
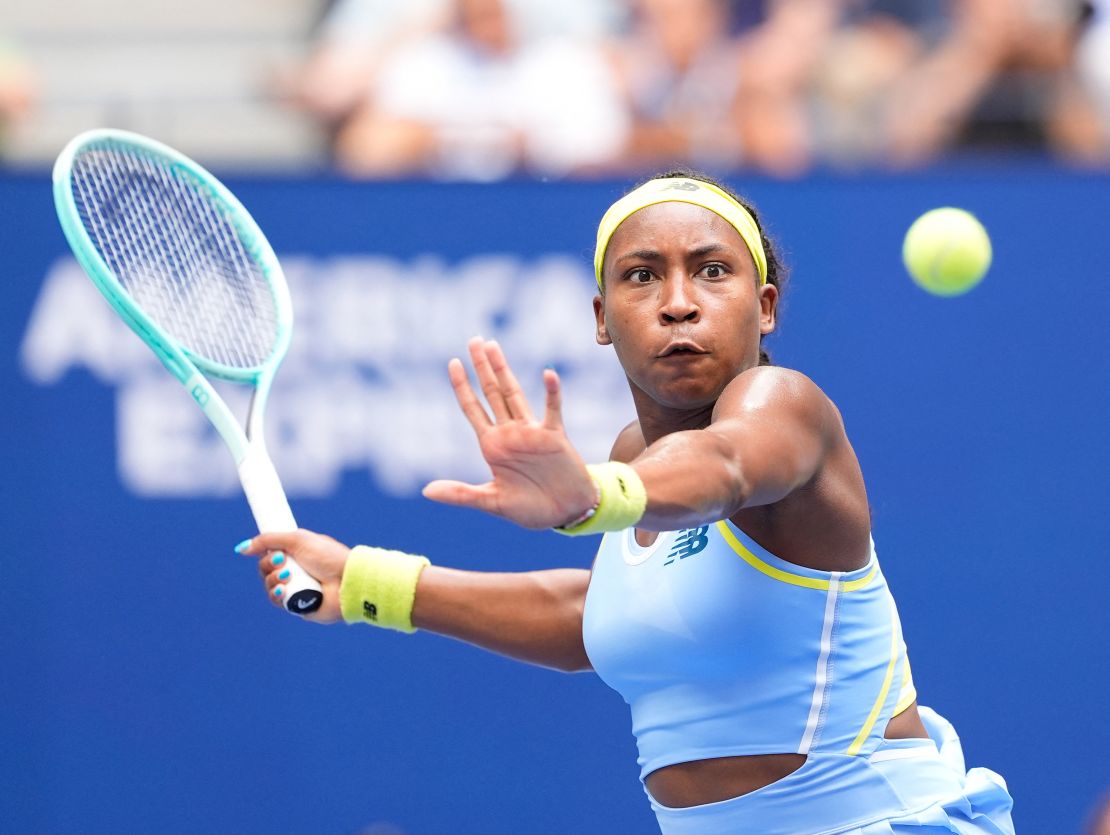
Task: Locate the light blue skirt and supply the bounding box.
[648,708,1014,835]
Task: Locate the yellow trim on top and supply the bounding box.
[715,521,878,592]
[894,686,918,716]
[846,598,900,756]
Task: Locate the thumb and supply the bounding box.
[237,530,302,556]
[422,480,498,512]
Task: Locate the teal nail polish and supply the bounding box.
[234,539,251,554]
[278,569,290,581]
[273,586,283,598]
[272,553,285,566]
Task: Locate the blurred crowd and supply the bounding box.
[3,0,1109,178]
[283,0,1110,179]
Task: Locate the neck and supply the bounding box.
[629,383,715,447]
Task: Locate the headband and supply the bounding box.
[593,177,768,290]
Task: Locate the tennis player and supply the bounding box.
[241,172,1015,834]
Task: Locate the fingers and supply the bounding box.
[542,367,565,431]
[261,552,292,607]
[236,533,297,609]
[468,338,512,423]
[448,357,493,434]
[423,479,499,512]
[484,341,534,421]
[448,337,554,429]
[257,550,291,580]
[236,531,300,556]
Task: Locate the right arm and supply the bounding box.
[413,565,592,672]
[243,338,612,672]
[241,530,593,673]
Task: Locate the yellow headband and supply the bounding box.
[593,177,768,290]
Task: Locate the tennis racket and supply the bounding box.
[52,128,323,615]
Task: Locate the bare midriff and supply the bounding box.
[645,702,929,808]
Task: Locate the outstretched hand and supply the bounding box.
[423,338,598,529]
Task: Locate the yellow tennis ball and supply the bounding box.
[902,207,992,296]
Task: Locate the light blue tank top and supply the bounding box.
[582,520,916,780]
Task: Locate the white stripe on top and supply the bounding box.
[798,572,841,755]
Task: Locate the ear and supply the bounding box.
[758,283,778,336]
[593,294,612,345]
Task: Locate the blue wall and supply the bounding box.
[4,167,1108,834]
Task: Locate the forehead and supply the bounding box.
[606,201,748,259]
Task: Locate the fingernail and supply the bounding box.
[278,569,290,581]
[273,586,283,598]
[272,553,285,566]
[234,538,252,554]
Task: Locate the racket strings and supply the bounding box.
[70,145,280,370]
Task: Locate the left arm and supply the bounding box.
[424,340,839,532]
[628,366,836,530]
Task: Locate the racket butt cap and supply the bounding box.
[287,589,323,615]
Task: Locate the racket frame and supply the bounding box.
[53,128,321,613]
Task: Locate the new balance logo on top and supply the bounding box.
[664,527,709,565]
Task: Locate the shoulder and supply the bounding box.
[608,420,646,464]
[715,365,831,411]
[713,366,842,438]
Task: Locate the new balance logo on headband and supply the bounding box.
[662,181,700,192]
[664,527,709,565]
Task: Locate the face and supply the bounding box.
[459,0,513,53]
[593,202,777,411]
[637,0,724,67]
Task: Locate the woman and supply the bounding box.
[241,172,1015,833]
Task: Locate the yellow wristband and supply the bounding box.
[554,462,647,536]
[339,545,430,632]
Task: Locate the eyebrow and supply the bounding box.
[615,248,663,263]
[614,243,733,263]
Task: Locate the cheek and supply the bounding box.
[600,303,635,344]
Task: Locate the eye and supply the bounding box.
[627,268,654,284]
[697,263,728,279]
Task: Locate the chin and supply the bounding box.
[645,377,725,410]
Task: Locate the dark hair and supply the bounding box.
[635,167,788,366]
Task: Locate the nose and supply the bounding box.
[659,276,699,324]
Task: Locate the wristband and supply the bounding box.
[339,545,430,632]
[554,462,647,536]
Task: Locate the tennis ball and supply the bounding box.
[902,207,992,296]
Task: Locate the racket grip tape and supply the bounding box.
[238,448,324,616]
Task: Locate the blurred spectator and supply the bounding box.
[1077,0,1110,153]
[733,0,842,174]
[284,0,1108,177]
[1087,790,1110,835]
[328,0,627,179]
[876,0,1098,165]
[744,0,1102,170]
[281,0,447,126]
[504,0,626,42]
[0,39,35,153]
[605,0,749,173]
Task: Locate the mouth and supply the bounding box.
[657,341,708,358]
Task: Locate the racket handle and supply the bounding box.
[238,448,324,616]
